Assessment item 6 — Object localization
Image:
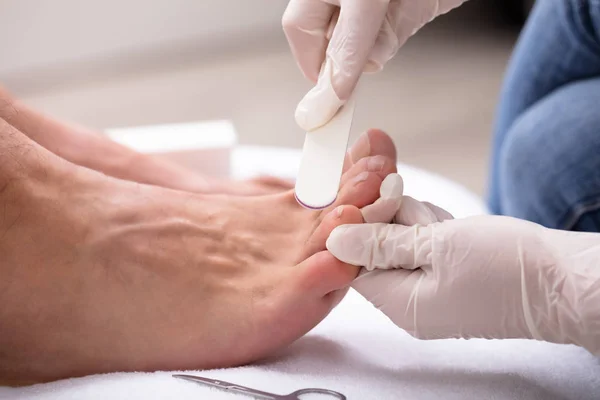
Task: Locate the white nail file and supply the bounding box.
[295,94,356,210]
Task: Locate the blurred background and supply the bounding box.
[0,0,532,196]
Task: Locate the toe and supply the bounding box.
[345,129,397,170]
[365,129,397,163]
[336,171,385,211]
[331,155,397,212]
[346,131,371,168]
[294,251,360,297]
[340,155,396,187]
[303,205,364,259]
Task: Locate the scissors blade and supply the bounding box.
[173,374,277,399]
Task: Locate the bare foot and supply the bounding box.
[0,129,396,384]
[223,129,398,269]
[202,175,295,196]
[0,86,291,196]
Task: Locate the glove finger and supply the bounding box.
[326,223,432,271]
[422,201,454,221]
[366,0,468,72]
[365,17,399,73]
[361,173,404,223]
[294,0,390,131]
[327,0,390,101]
[369,0,446,73]
[368,0,428,71]
[326,7,339,40]
[351,266,418,318]
[282,0,337,83]
[394,195,439,226]
[295,57,345,131]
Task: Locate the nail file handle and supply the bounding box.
[295,94,356,210]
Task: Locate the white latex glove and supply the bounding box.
[283,0,468,131]
[326,175,600,355]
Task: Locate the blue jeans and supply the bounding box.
[488,0,600,231]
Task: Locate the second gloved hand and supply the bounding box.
[283,0,468,131]
[326,176,600,355]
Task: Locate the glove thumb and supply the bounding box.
[295,57,346,132]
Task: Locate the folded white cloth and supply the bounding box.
[2,289,599,400]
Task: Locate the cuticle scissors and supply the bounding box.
[173,373,347,399]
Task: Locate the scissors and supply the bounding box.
[173,374,347,399]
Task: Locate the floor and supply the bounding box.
[12,2,520,196]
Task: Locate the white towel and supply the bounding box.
[2,289,599,400]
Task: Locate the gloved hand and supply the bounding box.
[326,175,600,355]
[283,0,468,131]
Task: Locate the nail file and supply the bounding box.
[295,93,356,210]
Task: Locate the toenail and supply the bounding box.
[349,132,371,163]
[352,171,370,185]
[367,156,386,172]
[335,206,344,218]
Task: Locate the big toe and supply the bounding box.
[346,129,397,169]
[302,205,363,261]
[334,155,396,212]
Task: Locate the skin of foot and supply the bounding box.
[0,86,292,196]
[0,113,397,385]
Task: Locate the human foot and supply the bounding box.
[120,129,399,371]
[153,129,399,368]
[0,128,396,384]
[223,129,398,268]
[0,87,291,197]
[200,175,295,196]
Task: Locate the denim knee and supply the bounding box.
[497,78,600,231]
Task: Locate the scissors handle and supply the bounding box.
[287,388,347,400]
